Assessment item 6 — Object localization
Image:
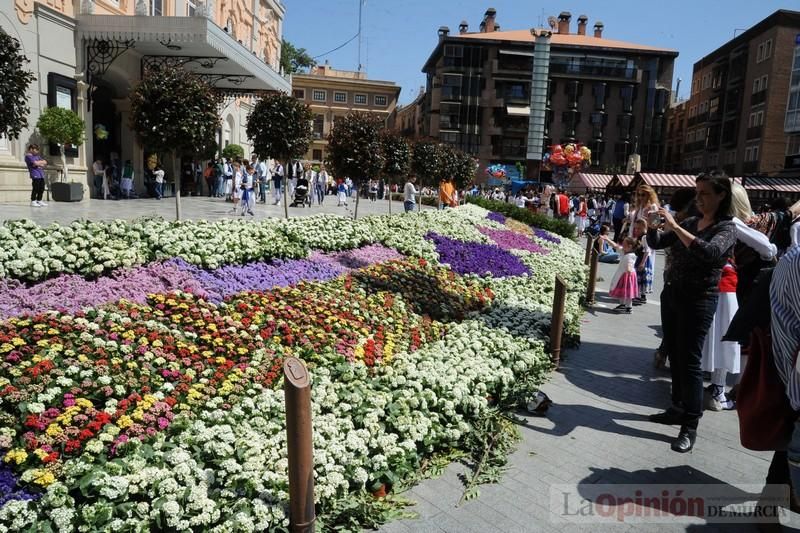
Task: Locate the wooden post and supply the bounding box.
[284,357,315,533]
[550,275,568,367]
[584,235,593,265]
[586,248,599,305]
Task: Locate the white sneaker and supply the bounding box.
[31,200,40,207]
[38,201,47,206]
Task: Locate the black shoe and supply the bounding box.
[632,299,644,306]
[613,304,626,311]
[649,408,684,425]
[624,307,633,314]
[671,428,696,453]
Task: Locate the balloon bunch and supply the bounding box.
[543,143,591,170]
[485,164,508,180]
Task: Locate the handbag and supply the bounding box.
[737,325,797,451]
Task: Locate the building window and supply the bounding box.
[186,0,196,16]
[292,89,305,99]
[47,73,78,157]
[725,150,736,165]
[354,94,367,105]
[708,153,719,168]
[312,114,324,139]
[757,39,773,63]
[312,149,323,161]
[764,39,772,60]
[333,91,347,103]
[761,75,768,91]
[151,0,162,15]
[374,95,387,106]
[312,90,326,102]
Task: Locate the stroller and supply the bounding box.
[290,180,309,207]
[583,214,602,237]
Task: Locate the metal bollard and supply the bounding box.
[550,275,568,367]
[585,248,599,306]
[284,357,316,533]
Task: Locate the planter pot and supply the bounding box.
[51,182,84,202]
[371,484,387,499]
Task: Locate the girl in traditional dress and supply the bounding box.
[337,179,348,206]
[629,185,660,292]
[701,260,739,411]
[632,219,654,302]
[230,162,242,214]
[602,236,640,314]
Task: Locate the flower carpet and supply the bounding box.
[0,205,585,531]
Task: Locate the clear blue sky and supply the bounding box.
[283,0,792,105]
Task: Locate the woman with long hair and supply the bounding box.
[628,184,660,293]
[646,173,737,453]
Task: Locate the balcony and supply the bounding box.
[745,126,763,140]
[750,90,767,106]
[549,63,637,80]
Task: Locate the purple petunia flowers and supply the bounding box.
[425,232,530,277]
[477,226,550,255]
[532,227,561,244]
[0,464,39,506]
[486,211,507,224]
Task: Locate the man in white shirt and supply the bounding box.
[272,161,284,205]
[223,159,234,200]
[315,167,329,205]
[153,167,165,200]
[404,176,418,213]
[304,166,317,206]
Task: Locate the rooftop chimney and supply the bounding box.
[577,15,588,36]
[459,20,469,34]
[557,11,571,34]
[593,21,604,38]
[438,26,450,41]
[479,20,486,32]
[483,8,497,32]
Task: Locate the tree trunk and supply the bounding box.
[173,151,182,221]
[59,145,68,182]
[283,164,289,219]
[353,179,360,220]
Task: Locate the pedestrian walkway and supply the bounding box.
[381,247,790,532]
[0,196,432,225]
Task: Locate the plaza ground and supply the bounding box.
[381,247,795,533]
[0,196,432,224]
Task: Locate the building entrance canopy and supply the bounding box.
[77,15,290,96]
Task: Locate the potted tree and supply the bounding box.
[36,106,85,202]
[130,64,220,220]
[326,112,385,219]
[246,93,313,219]
[221,143,244,162]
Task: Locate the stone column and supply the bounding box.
[113,98,144,194]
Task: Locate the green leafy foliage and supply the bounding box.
[453,152,478,189]
[0,30,36,140]
[465,195,577,239]
[36,107,85,147]
[326,112,385,182]
[129,65,220,156]
[380,132,410,178]
[410,139,440,187]
[221,143,244,161]
[280,39,316,74]
[246,93,313,162]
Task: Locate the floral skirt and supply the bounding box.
[610,271,639,300]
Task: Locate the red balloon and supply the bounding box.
[550,152,567,166]
[567,152,584,166]
[551,144,563,154]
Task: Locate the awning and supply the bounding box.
[638,173,697,188]
[744,177,800,193]
[77,15,290,94]
[617,174,634,186]
[573,173,614,190]
[499,49,534,57]
[506,105,530,116]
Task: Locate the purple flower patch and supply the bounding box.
[477,226,550,255]
[425,232,530,278]
[0,464,40,506]
[486,211,507,224]
[532,227,561,244]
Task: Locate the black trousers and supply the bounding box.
[612,217,625,242]
[31,179,44,202]
[660,283,719,431]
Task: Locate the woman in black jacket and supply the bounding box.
[646,173,737,452]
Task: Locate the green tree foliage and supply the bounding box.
[410,139,441,187]
[280,39,316,74]
[453,152,478,189]
[326,112,385,183]
[379,132,410,178]
[129,64,220,156]
[246,93,313,161]
[221,143,244,161]
[0,30,36,140]
[36,107,85,147]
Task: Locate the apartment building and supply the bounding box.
[677,9,800,176]
[0,0,289,202]
[292,63,401,163]
[421,8,677,179]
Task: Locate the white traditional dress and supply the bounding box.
[701,263,740,374]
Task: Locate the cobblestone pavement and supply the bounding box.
[381,246,794,533]
[0,195,432,224]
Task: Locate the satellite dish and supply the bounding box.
[547,16,558,30]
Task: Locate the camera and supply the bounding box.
[648,211,662,226]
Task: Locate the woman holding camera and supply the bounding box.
[646,173,737,453]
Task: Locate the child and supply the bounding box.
[337,180,348,206]
[595,224,620,264]
[631,219,652,305]
[231,163,242,214]
[602,236,640,313]
[701,260,739,411]
[240,165,255,217]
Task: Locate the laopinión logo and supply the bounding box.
[549,484,789,524]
